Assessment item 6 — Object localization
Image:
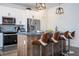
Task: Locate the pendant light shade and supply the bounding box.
[36,3,46,10]
[56,4,64,15]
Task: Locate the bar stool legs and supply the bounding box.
[67,31,75,55]
[61,40,64,56]
[40,46,42,56]
[67,39,75,55]
[61,40,68,56]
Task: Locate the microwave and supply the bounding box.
[2,17,16,25]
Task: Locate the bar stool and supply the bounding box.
[60,31,75,56]
[32,32,49,56]
[67,31,75,55]
[40,32,53,56]
[60,31,69,56]
[51,32,61,56]
[43,32,54,56]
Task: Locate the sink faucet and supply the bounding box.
[55,26,58,32]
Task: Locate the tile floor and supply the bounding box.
[0,45,79,56]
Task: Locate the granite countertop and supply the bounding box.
[17,32,42,36]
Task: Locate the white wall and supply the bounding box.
[37,10,49,31]
[47,3,79,47]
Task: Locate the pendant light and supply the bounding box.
[36,3,46,10]
[56,3,64,15]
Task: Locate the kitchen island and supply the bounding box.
[17,32,65,56]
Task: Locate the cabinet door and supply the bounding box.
[0,33,3,49]
[17,35,27,56]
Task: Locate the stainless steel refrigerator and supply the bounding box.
[27,18,40,32]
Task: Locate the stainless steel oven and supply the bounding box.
[3,32,17,45]
[0,25,17,46]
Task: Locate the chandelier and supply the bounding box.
[56,3,64,15]
[36,3,46,10]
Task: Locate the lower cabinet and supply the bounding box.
[17,35,27,56]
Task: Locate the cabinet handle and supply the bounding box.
[24,40,26,45]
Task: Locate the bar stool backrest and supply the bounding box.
[54,32,60,40]
[71,31,75,37]
[41,32,49,43]
[64,31,69,38]
[48,33,53,42]
[32,32,49,45]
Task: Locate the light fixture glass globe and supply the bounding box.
[56,3,64,15]
[36,3,46,10]
[56,7,64,15]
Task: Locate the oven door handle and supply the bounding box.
[4,34,17,36]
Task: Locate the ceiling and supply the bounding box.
[14,3,59,10]
[0,3,59,10]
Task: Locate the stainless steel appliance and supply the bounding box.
[2,17,16,25]
[27,18,40,32]
[0,16,17,46]
[0,25,17,45]
[3,32,17,45]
